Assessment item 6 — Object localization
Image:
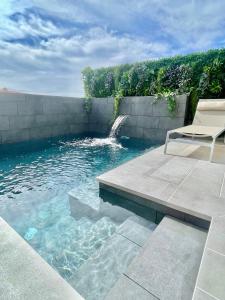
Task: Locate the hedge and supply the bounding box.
[82,48,225,120]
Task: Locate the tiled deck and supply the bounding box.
[98,141,225,300]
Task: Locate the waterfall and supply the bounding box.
[109,115,128,138]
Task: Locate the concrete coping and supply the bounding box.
[0,217,84,300]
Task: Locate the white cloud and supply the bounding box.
[0,0,224,96]
[0,25,170,96]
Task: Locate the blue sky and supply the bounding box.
[0,0,225,96]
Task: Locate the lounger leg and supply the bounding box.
[164,131,170,154]
[209,138,216,162]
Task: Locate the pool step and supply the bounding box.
[69,215,156,300]
[105,216,207,300]
[45,216,117,280]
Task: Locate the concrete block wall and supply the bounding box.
[89,95,187,142]
[0,93,88,144]
[119,95,187,142]
[0,93,187,144]
[88,97,114,134]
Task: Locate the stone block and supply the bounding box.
[43,100,63,114]
[152,100,170,117]
[1,129,30,143]
[206,216,225,255]
[142,128,166,142]
[151,156,197,185]
[0,116,10,130]
[0,101,18,115]
[9,115,35,129]
[18,97,43,115]
[70,124,86,134]
[117,216,156,247]
[137,116,159,129]
[29,127,53,140]
[158,116,184,130]
[197,249,225,300]
[193,288,215,300]
[105,274,157,300]
[126,217,207,300]
[131,101,152,116]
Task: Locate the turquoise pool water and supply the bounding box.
[0,135,157,280]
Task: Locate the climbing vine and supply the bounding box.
[154,91,178,116]
[83,97,92,114]
[113,92,123,120]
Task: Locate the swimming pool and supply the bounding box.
[0,135,157,282]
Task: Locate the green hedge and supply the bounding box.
[82,48,225,120]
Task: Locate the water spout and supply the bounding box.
[109,115,128,138]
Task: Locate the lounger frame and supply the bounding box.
[164,128,225,162]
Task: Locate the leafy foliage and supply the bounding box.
[82,48,225,119]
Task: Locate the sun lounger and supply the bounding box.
[164,99,225,162]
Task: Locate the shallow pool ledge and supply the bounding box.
[0,217,84,300]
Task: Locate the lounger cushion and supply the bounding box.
[197,101,225,111]
[171,125,224,137]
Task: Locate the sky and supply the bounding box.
[0,0,225,97]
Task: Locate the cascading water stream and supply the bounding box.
[109,115,128,138]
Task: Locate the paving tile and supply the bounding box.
[220,176,225,198]
[151,156,197,184]
[70,234,140,300]
[126,217,207,300]
[193,288,216,300]
[181,171,222,198]
[105,274,158,300]
[193,160,225,185]
[117,216,156,246]
[207,216,225,255]
[170,188,225,220]
[197,249,225,300]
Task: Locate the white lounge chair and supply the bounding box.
[164,99,225,162]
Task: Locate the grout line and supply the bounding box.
[219,170,225,198]
[167,161,198,202]
[197,287,221,300]
[123,273,160,300]
[207,247,225,258]
[191,217,214,300]
[116,232,142,248]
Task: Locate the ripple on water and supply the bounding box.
[0,136,155,281]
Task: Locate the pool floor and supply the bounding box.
[0,135,158,281]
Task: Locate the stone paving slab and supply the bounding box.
[193,215,225,300]
[105,274,158,300]
[98,143,225,221]
[0,218,83,300]
[125,217,207,300]
[117,216,157,247]
[193,288,216,300]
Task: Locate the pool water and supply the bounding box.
[0,135,157,280]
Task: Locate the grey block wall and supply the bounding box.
[88,97,114,134]
[89,95,187,142]
[0,93,187,144]
[0,93,88,144]
[119,95,187,142]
